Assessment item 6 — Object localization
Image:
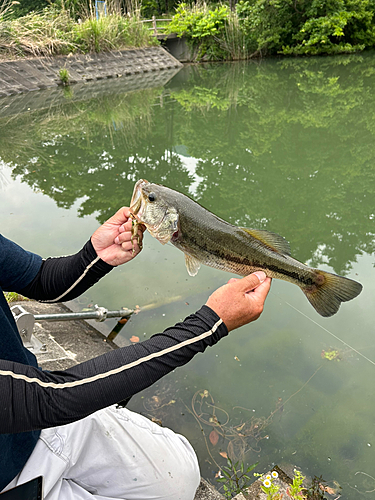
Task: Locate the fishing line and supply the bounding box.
[281,298,375,367]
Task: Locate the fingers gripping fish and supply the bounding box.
[129,179,362,317]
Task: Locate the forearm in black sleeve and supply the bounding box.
[19,239,113,302]
[0,306,228,434]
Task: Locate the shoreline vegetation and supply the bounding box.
[1,0,375,62]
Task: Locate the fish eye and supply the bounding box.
[148,193,156,202]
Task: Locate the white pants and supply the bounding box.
[4,406,200,500]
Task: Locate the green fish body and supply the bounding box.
[130,179,362,317]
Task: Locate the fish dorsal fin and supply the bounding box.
[240,227,291,256]
[184,253,201,276]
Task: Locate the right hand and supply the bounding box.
[91,207,145,267]
[205,271,271,331]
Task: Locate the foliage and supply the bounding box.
[0,6,75,57]
[216,457,258,499]
[236,0,375,56]
[166,2,231,60]
[257,470,283,499]
[0,0,19,19]
[284,0,375,55]
[306,475,338,499]
[140,0,176,18]
[3,292,28,302]
[6,0,49,18]
[236,0,298,55]
[287,469,306,499]
[59,67,70,84]
[72,13,155,52]
[0,5,156,58]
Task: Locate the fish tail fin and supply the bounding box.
[302,270,363,317]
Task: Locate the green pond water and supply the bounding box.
[1,53,375,497]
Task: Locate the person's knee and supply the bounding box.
[163,458,200,500]
[160,433,201,499]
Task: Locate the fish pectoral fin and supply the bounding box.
[240,227,291,256]
[184,253,201,277]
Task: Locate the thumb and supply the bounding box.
[232,271,267,293]
[106,207,131,225]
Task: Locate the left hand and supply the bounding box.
[91,207,145,266]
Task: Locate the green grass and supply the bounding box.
[3,292,29,303]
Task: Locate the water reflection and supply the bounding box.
[1,54,374,276]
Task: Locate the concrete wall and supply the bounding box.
[0,66,181,118]
[159,34,192,62]
[0,46,182,98]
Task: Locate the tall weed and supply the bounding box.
[0,5,156,58]
[73,14,155,52]
[0,7,75,57]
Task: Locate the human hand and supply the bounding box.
[91,207,145,267]
[205,271,271,331]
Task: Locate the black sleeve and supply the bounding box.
[19,239,113,302]
[0,306,228,434]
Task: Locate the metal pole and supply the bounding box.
[34,307,134,323]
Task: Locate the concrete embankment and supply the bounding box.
[0,46,182,98]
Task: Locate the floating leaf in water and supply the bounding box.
[219,451,228,459]
[321,349,340,361]
[130,335,139,343]
[209,429,219,446]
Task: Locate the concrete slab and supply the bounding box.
[0,47,183,97]
[0,65,181,118]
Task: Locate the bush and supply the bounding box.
[284,0,375,55]
[236,0,375,56]
[166,2,232,60]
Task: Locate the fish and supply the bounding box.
[129,179,363,317]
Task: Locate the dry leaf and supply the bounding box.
[209,429,219,446]
[219,451,228,459]
[320,485,337,495]
[130,335,139,343]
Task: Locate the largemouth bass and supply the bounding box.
[129,179,362,317]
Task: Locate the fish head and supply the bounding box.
[130,179,179,245]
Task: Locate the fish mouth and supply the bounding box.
[130,179,149,219]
